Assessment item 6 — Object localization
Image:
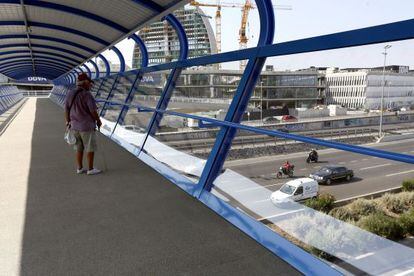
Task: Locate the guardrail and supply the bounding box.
[51,14,414,276]
[22,90,51,97]
[0,90,24,115]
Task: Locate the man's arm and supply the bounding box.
[91,110,102,129]
[86,92,102,129]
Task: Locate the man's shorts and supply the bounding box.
[73,130,97,152]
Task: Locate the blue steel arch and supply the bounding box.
[0,56,77,68]
[142,14,188,138]
[0,57,74,69]
[0,34,96,53]
[82,64,92,78]
[2,64,67,73]
[0,0,129,33]
[164,14,189,60]
[0,50,81,64]
[74,67,84,75]
[0,21,110,46]
[0,43,88,60]
[129,34,148,68]
[110,46,125,73]
[130,0,164,12]
[3,66,66,77]
[98,54,110,77]
[88,59,99,79]
[0,63,71,74]
[195,0,275,195]
[0,61,71,71]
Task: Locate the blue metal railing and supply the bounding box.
[50,5,414,275]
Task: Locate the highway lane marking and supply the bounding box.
[338,161,345,164]
[386,169,414,177]
[359,163,391,171]
[362,158,369,161]
[350,160,358,163]
[300,168,307,171]
[236,182,284,193]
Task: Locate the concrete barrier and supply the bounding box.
[334,186,402,207]
[380,133,414,142]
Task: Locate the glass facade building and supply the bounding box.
[132,7,217,67]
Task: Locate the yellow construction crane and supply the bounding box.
[190,0,292,69]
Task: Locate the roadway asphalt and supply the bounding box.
[226,139,414,200]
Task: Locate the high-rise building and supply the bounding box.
[132,6,217,67]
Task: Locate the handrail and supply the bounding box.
[94,98,414,164]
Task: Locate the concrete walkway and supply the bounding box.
[0,98,299,275]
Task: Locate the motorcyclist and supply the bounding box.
[309,148,318,158]
[282,160,293,174]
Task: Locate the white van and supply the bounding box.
[271,178,319,204]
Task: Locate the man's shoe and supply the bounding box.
[77,168,86,174]
[87,168,102,175]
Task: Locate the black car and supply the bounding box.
[309,165,353,185]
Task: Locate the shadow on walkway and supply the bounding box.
[19,99,299,275]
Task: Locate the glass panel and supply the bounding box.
[100,73,138,135]
[114,70,171,152]
[90,79,103,96]
[211,127,414,274]
[95,76,117,110]
[142,114,219,184]
[167,61,247,118]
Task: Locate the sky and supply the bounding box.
[103,0,414,71]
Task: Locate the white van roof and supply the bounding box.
[285,177,316,188]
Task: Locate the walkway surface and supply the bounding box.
[0,98,299,275]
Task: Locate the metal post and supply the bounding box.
[379,45,391,138]
[260,80,263,123]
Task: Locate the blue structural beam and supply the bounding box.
[0,50,81,64]
[99,75,120,117]
[98,54,110,77]
[0,43,88,59]
[0,60,72,71]
[0,57,72,69]
[0,34,96,54]
[194,0,274,196]
[0,55,78,67]
[129,34,148,68]
[111,34,148,134]
[110,46,125,73]
[88,59,99,79]
[144,14,188,140]
[83,64,92,78]
[0,0,129,33]
[130,0,164,12]
[0,21,110,46]
[124,18,414,75]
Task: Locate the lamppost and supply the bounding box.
[260,81,263,122]
[379,44,391,138]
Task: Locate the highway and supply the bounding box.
[226,139,414,201]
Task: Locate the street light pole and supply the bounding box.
[260,81,263,123]
[379,45,391,138]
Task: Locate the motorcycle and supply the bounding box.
[276,165,295,178]
[306,151,318,163]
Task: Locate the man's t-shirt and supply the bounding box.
[65,87,97,132]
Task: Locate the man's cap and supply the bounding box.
[77,73,94,84]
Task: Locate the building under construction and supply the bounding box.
[132,6,217,67]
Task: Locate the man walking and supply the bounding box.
[65,73,102,175]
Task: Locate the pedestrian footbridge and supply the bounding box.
[2,1,414,275]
